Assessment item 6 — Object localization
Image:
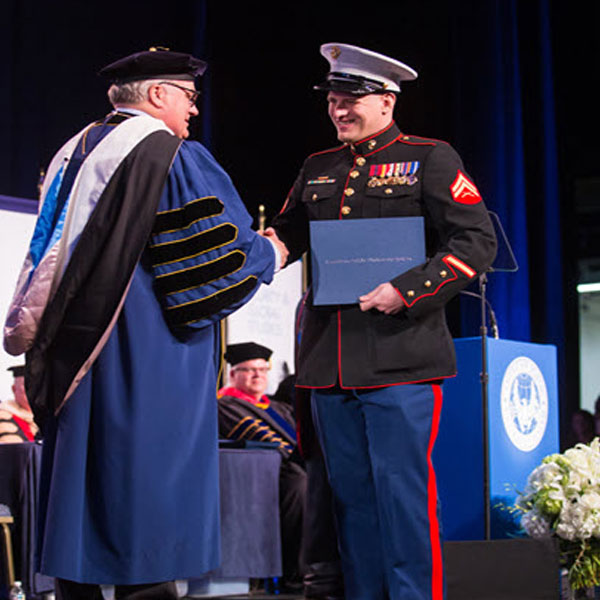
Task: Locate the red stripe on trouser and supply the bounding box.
[428,384,444,600]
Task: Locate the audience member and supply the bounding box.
[218,342,304,591]
[0,366,39,443]
[569,409,596,446]
[593,395,600,436]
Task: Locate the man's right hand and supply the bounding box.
[261,227,289,269]
[359,282,406,315]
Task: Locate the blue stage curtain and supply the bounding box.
[0,1,206,201]
[0,1,44,200]
[451,0,568,432]
[192,0,212,150]
[534,2,565,400]
[451,2,562,343]
[451,0,531,341]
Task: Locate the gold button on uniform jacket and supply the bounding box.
[273,122,497,389]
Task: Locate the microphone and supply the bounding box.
[460,290,499,339]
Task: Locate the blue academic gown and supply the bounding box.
[34,123,275,584]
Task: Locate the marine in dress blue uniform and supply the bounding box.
[4,49,283,600]
[270,44,497,600]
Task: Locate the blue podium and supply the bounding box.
[434,337,559,540]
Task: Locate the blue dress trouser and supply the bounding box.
[312,384,444,600]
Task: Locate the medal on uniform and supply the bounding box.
[367,162,419,187]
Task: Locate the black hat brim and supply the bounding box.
[313,72,393,96]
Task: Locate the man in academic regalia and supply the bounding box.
[4,48,286,600]
[218,342,305,592]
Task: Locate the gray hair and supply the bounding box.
[107,79,156,106]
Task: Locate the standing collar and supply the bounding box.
[349,121,401,156]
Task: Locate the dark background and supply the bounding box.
[1,0,598,444]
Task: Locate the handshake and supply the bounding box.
[260,227,289,270]
[257,227,404,315]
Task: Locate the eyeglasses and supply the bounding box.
[233,367,270,375]
[158,81,200,106]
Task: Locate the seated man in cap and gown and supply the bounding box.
[218,342,305,591]
[4,48,287,599]
[0,365,39,443]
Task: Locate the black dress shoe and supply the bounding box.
[279,579,304,593]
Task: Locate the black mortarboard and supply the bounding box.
[99,47,207,84]
[7,365,25,378]
[224,342,272,366]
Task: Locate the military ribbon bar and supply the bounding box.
[369,161,420,177]
[307,176,336,185]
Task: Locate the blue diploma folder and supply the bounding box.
[310,217,425,305]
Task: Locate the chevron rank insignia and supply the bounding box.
[450,170,482,204]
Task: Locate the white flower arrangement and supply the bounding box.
[516,438,600,590]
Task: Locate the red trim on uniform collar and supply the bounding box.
[354,120,395,145]
[351,122,402,156]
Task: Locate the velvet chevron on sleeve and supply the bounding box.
[149,142,275,329]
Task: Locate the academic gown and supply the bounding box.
[36,261,223,584]
[3,113,276,584]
